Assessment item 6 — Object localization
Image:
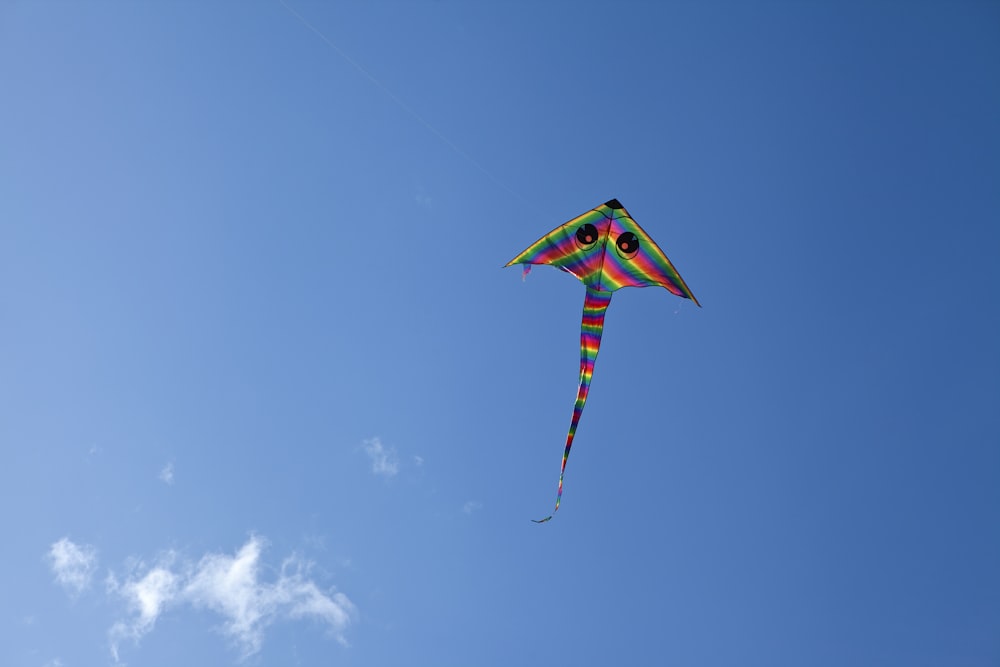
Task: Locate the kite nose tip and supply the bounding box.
[605,198,624,209]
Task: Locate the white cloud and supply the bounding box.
[412,455,424,467]
[107,554,180,661]
[104,536,355,662]
[184,538,271,656]
[47,538,97,595]
[462,501,483,515]
[269,556,356,644]
[362,437,399,478]
[158,462,174,485]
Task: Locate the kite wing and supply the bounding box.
[507,199,698,522]
[505,198,700,303]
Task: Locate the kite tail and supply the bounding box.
[534,286,612,523]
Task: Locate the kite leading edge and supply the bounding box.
[505,199,699,522]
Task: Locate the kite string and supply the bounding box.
[277,0,530,206]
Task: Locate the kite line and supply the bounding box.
[277,0,528,205]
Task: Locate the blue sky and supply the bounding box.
[2,1,998,665]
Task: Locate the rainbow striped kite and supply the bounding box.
[506,199,700,522]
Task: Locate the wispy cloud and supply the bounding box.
[47,538,97,595]
[362,437,399,478]
[101,536,356,662]
[158,462,174,485]
[107,556,180,661]
[462,501,483,515]
[414,185,433,208]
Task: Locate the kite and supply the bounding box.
[506,199,700,522]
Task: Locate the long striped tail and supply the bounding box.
[534,286,613,523]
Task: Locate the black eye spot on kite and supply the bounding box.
[575,223,600,249]
[615,231,640,259]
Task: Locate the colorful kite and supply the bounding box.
[507,199,699,522]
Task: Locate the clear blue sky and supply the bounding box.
[2,1,998,665]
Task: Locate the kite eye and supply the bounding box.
[615,231,640,259]
[575,223,600,249]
